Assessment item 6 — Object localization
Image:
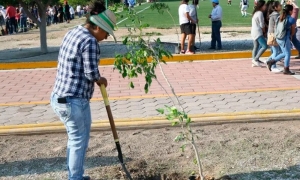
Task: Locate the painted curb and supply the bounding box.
[0,50,298,70]
[1,109,300,135]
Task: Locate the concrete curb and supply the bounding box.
[1,109,300,135]
[0,50,298,70]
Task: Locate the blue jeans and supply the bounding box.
[292,33,300,52]
[252,36,267,61]
[268,45,281,68]
[50,92,92,180]
[8,17,16,34]
[20,16,27,32]
[211,21,222,49]
[274,37,291,67]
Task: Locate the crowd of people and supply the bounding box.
[179,0,223,54]
[251,0,300,75]
[0,1,89,36]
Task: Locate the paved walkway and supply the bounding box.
[0,58,300,126]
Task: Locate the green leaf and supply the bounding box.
[137,67,142,74]
[171,121,179,126]
[174,134,183,142]
[166,114,175,120]
[123,37,128,45]
[129,82,134,89]
[183,114,188,119]
[186,117,192,125]
[193,158,198,165]
[122,71,127,78]
[156,108,164,114]
[144,84,149,94]
[179,116,183,123]
[180,144,186,152]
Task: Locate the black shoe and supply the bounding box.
[257,59,264,64]
[267,60,276,71]
[208,47,216,50]
[283,67,295,75]
[217,47,222,50]
[83,176,90,180]
[194,46,199,50]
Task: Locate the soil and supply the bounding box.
[1,120,300,180]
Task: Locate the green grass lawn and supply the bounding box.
[116,0,253,28]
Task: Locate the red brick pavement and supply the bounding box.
[1,59,300,104]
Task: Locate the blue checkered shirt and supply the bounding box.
[53,26,101,100]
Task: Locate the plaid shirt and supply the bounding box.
[53,26,101,100]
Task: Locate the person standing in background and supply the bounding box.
[76,5,82,18]
[53,5,58,24]
[5,4,17,34]
[58,4,64,23]
[240,0,249,17]
[69,5,75,20]
[64,1,71,23]
[188,0,199,51]
[19,4,27,32]
[178,0,197,54]
[209,0,223,50]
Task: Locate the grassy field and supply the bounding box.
[116,0,253,28]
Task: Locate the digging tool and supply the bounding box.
[99,84,133,180]
[195,23,201,50]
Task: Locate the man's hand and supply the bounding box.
[208,14,212,18]
[96,77,108,87]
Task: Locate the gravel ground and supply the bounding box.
[1,120,300,180]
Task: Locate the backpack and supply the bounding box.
[275,17,288,40]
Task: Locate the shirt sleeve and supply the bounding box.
[288,16,296,26]
[82,38,101,82]
[258,12,265,28]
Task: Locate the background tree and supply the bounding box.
[2,0,59,53]
[59,0,89,6]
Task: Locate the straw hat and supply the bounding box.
[90,9,117,42]
[297,19,300,27]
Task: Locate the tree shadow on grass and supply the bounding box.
[219,164,300,180]
[0,155,131,177]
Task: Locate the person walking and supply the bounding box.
[266,1,282,72]
[50,1,117,180]
[208,0,223,50]
[287,0,300,59]
[5,4,17,34]
[251,0,267,67]
[240,0,249,17]
[188,0,199,51]
[267,4,296,75]
[178,0,197,54]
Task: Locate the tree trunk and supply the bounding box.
[19,0,49,53]
[39,12,48,53]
